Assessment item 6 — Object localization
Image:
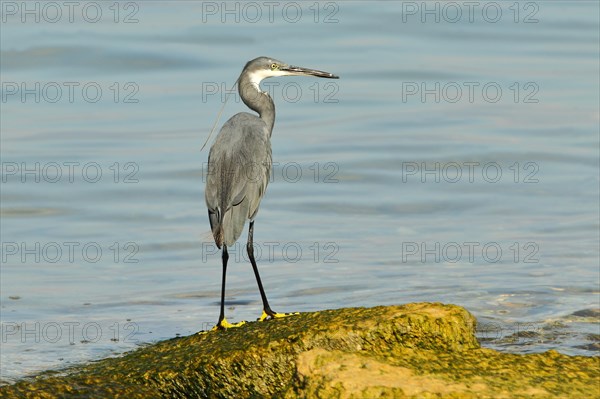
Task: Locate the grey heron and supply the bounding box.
[204,57,339,330]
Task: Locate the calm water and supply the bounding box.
[1,1,599,384]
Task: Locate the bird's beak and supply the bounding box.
[281,65,339,79]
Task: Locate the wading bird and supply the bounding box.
[205,57,339,330]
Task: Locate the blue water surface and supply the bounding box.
[1,1,599,383]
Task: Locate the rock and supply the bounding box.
[571,308,600,319]
[1,303,598,398]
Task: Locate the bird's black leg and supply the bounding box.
[217,245,228,325]
[247,221,274,315]
[212,245,245,330]
[247,221,299,321]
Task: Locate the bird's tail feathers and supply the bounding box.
[208,207,225,249]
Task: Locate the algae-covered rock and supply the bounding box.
[1,303,598,398]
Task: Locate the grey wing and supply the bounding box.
[205,113,272,248]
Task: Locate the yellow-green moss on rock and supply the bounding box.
[1,303,598,398]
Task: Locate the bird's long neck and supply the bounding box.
[238,73,275,135]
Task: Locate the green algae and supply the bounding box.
[1,303,598,398]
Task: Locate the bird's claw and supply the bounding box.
[197,312,298,334]
[198,318,246,334]
[257,310,300,321]
[214,318,246,330]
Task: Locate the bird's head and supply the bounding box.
[242,56,339,90]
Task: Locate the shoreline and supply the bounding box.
[1,303,598,398]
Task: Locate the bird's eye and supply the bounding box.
[270,63,278,70]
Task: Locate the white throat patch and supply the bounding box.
[247,69,290,93]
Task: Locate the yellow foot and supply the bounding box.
[257,310,300,321]
[198,318,246,334]
[212,318,246,331]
